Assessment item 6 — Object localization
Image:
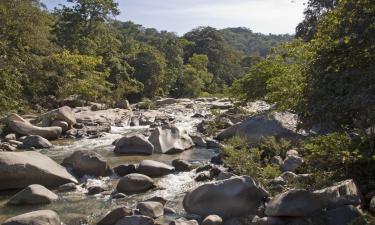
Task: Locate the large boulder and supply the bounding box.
[40,106,76,126]
[325,205,362,225]
[265,189,324,217]
[8,184,58,205]
[280,155,304,172]
[183,176,268,219]
[149,126,194,154]
[21,135,53,149]
[136,160,174,177]
[114,134,154,155]
[62,150,112,177]
[0,151,77,190]
[217,111,302,145]
[2,210,61,225]
[314,179,362,209]
[98,207,133,225]
[136,201,164,218]
[116,173,155,195]
[7,114,62,139]
[115,215,154,225]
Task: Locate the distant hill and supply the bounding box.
[220,27,294,56]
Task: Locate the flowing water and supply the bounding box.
[0,105,219,224]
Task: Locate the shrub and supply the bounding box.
[137,98,155,110]
[263,164,281,180]
[259,136,291,160]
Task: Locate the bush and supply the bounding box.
[263,164,281,180]
[259,136,291,161]
[137,98,155,110]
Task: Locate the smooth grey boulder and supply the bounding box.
[265,189,324,217]
[172,159,192,172]
[137,160,174,177]
[190,134,207,147]
[8,184,58,205]
[116,173,155,195]
[149,126,194,154]
[116,99,131,110]
[202,215,223,225]
[62,150,112,177]
[183,176,268,218]
[40,106,76,126]
[145,196,168,205]
[280,155,304,172]
[115,215,154,225]
[4,133,16,141]
[7,114,62,139]
[170,218,199,225]
[114,164,137,176]
[98,207,133,225]
[217,111,301,145]
[2,210,61,225]
[314,179,362,209]
[325,205,361,225]
[0,151,77,190]
[22,135,52,149]
[114,134,154,155]
[51,120,69,132]
[136,201,164,218]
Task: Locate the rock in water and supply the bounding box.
[265,189,324,217]
[136,160,174,177]
[40,106,76,126]
[0,151,77,190]
[114,134,154,155]
[183,176,268,219]
[149,126,194,154]
[21,135,53,149]
[97,207,133,225]
[8,184,58,205]
[217,111,301,145]
[115,215,154,225]
[62,150,112,177]
[116,173,155,195]
[202,215,223,225]
[2,210,61,225]
[172,159,192,172]
[170,218,199,225]
[7,114,62,139]
[136,201,164,218]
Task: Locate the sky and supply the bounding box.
[43,0,307,35]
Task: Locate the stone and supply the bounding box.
[4,133,16,141]
[115,215,154,225]
[251,216,285,225]
[87,185,107,195]
[169,218,199,225]
[41,106,76,126]
[156,98,180,106]
[206,139,222,148]
[280,155,304,172]
[62,150,112,177]
[51,120,70,132]
[58,183,77,192]
[270,156,283,166]
[116,173,155,195]
[164,207,176,215]
[190,134,207,147]
[112,193,127,199]
[370,196,375,213]
[195,172,212,182]
[202,215,223,225]
[286,149,299,156]
[7,114,62,139]
[98,207,133,225]
[314,179,362,209]
[130,117,140,126]
[1,143,16,152]
[2,210,61,225]
[149,126,194,154]
[265,189,324,217]
[136,201,164,218]
[325,205,361,225]
[114,164,137,177]
[217,111,301,145]
[145,196,168,206]
[114,134,154,155]
[22,135,53,149]
[116,99,131,110]
[183,176,268,219]
[137,160,174,177]
[8,184,58,205]
[0,151,77,190]
[172,159,192,172]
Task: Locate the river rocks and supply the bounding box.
[41,106,76,126]
[280,155,304,172]
[4,133,16,141]
[137,160,174,177]
[62,150,112,177]
[202,215,223,225]
[98,207,133,225]
[115,215,154,225]
[145,196,168,205]
[0,151,77,190]
[116,99,131,110]
[149,126,194,154]
[190,134,207,147]
[8,184,58,205]
[325,205,361,225]
[114,134,154,155]
[114,164,137,176]
[251,216,285,225]
[58,183,77,192]
[156,98,180,106]
[183,176,268,218]
[172,159,192,172]
[136,201,164,218]
[265,189,324,217]
[2,210,61,225]
[116,173,155,195]
[314,179,362,209]
[164,207,176,215]
[21,135,52,149]
[7,114,62,139]
[51,120,69,132]
[170,218,199,225]
[217,111,301,145]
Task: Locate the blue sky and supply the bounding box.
[43,0,307,35]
